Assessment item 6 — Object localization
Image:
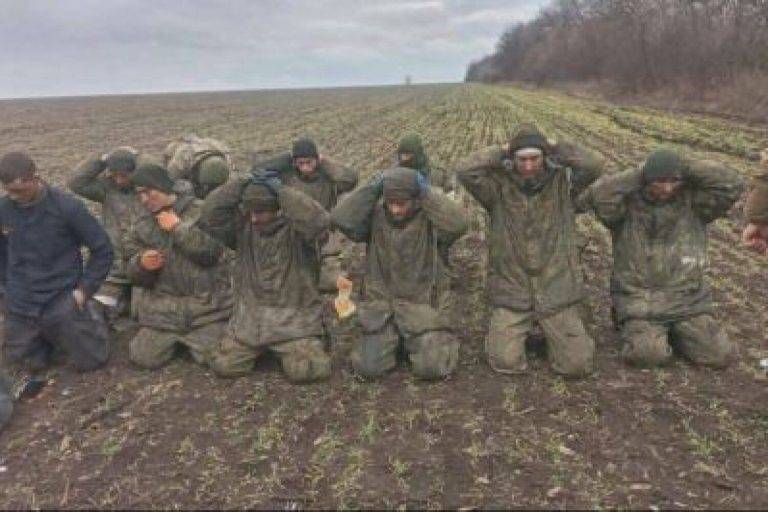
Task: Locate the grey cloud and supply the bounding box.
[0,0,550,98]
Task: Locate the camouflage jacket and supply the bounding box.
[163,134,234,196]
[456,142,603,315]
[124,196,233,332]
[200,180,330,346]
[331,180,468,336]
[580,159,744,323]
[256,153,358,211]
[744,167,768,223]
[68,155,144,279]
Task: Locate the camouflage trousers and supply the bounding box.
[486,306,594,378]
[351,320,459,381]
[210,336,331,383]
[620,314,734,368]
[0,370,12,431]
[129,321,226,370]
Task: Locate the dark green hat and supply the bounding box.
[105,149,136,174]
[642,149,684,182]
[397,133,428,171]
[291,137,319,159]
[198,156,230,186]
[508,123,549,155]
[131,162,175,194]
[383,166,419,200]
[241,182,279,212]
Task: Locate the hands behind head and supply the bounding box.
[368,172,384,196]
[140,250,165,271]
[250,168,283,195]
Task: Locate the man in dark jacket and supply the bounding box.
[581,149,743,367]
[332,166,468,380]
[0,151,112,374]
[396,133,453,193]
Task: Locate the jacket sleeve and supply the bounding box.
[551,140,605,198]
[421,188,469,245]
[280,187,330,242]
[330,179,379,242]
[578,168,641,228]
[199,177,246,250]
[745,169,768,223]
[123,218,159,288]
[68,155,108,203]
[171,212,225,268]
[322,158,359,195]
[66,197,114,296]
[687,158,745,223]
[455,146,504,211]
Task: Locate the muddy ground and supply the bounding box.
[0,84,766,509]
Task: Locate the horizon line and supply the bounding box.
[0,80,464,102]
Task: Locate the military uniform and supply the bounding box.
[124,194,233,370]
[163,134,233,199]
[256,141,358,293]
[68,152,144,312]
[200,178,332,383]
[397,133,454,193]
[581,152,743,367]
[456,125,603,377]
[331,167,468,380]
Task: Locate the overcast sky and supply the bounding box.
[0,0,550,98]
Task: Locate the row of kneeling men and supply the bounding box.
[3,125,767,429]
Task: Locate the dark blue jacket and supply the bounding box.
[0,185,113,318]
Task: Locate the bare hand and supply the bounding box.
[742,223,768,253]
[140,250,165,271]
[155,210,181,232]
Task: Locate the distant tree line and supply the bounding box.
[466,0,768,93]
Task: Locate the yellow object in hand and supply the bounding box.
[334,275,356,320]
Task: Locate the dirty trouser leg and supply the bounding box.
[3,313,53,372]
[485,308,532,374]
[620,319,672,368]
[0,370,12,430]
[177,321,227,368]
[540,306,595,377]
[42,297,110,372]
[129,327,179,370]
[406,330,459,380]
[270,337,332,383]
[671,314,734,369]
[350,320,399,379]
[210,336,264,378]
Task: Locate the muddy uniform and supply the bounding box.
[744,158,768,224]
[163,134,233,199]
[456,127,603,377]
[580,156,743,367]
[397,133,453,194]
[258,150,358,292]
[124,195,233,369]
[332,167,468,379]
[200,178,332,382]
[68,154,144,309]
